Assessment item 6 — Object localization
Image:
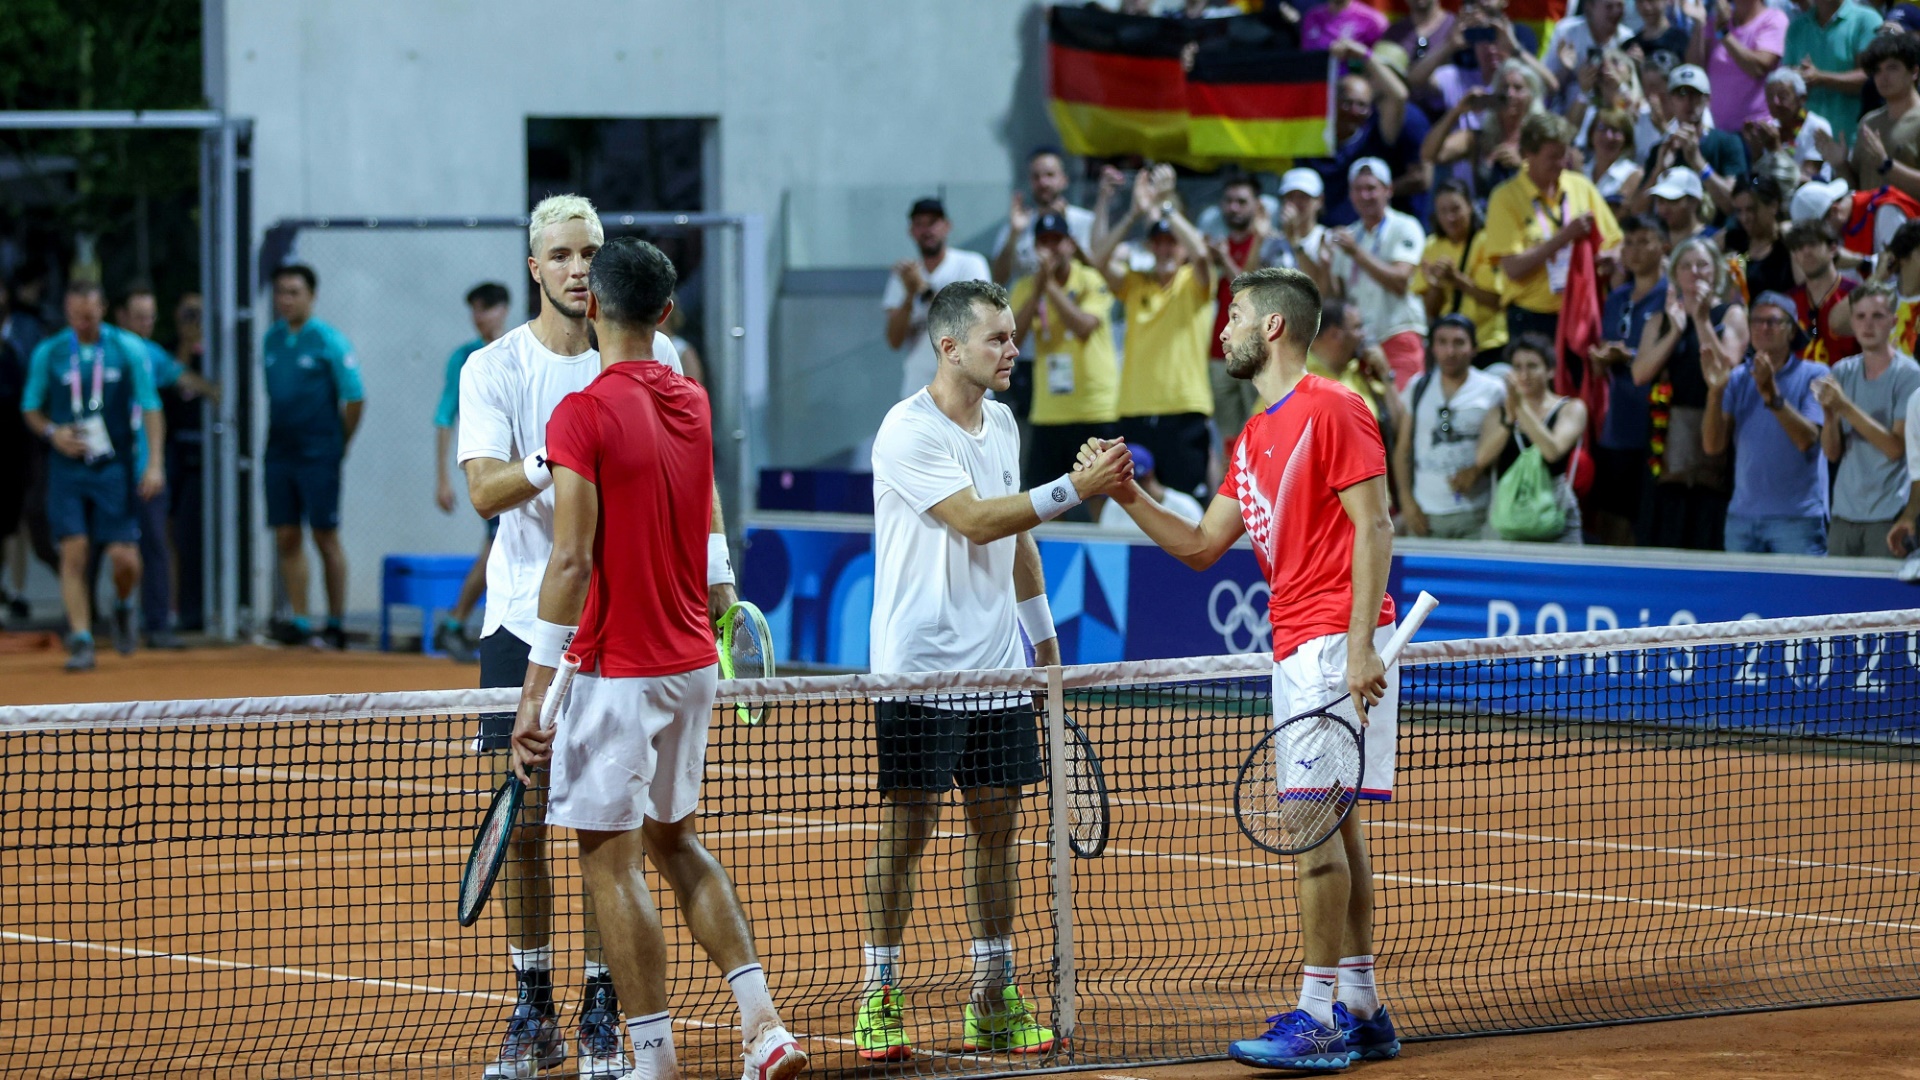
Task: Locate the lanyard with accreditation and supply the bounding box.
[65,339,117,463]
[1533,191,1572,294]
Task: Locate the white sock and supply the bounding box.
[860,943,902,992]
[625,1011,676,1080]
[1339,954,1379,1019]
[726,963,780,1043]
[1298,965,1338,1026]
[507,944,553,973]
[970,937,1015,1004]
[584,959,611,982]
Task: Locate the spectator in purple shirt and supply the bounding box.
[1702,290,1830,554]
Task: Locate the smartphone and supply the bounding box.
[1464,25,1497,44]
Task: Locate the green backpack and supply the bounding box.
[1490,445,1565,541]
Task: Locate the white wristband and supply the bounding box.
[523,446,554,492]
[1029,474,1083,522]
[707,533,736,586]
[1016,594,1057,647]
[527,618,577,669]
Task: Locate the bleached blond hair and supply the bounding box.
[527,194,604,255]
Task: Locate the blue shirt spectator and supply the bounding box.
[1305,70,1433,228]
[263,316,362,459]
[1598,278,1667,450]
[1706,295,1829,553]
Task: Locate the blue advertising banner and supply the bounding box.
[743,515,1920,738]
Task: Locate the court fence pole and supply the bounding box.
[1046,663,1076,1049]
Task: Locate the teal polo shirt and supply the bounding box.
[263,317,363,459]
[434,337,484,429]
[1784,0,1883,143]
[21,326,162,467]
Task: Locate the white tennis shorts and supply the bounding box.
[1271,623,1400,802]
[547,664,718,832]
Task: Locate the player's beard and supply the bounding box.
[1224,332,1267,380]
[542,277,588,320]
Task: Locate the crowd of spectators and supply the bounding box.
[878,0,1920,567]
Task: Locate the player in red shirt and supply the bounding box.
[511,238,807,1080]
[1079,266,1400,1072]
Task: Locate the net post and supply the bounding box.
[1045,662,1076,1049]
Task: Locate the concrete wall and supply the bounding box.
[225,0,1048,618]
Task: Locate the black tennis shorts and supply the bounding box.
[476,628,530,751]
[874,698,1045,792]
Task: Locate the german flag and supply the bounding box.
[1366,0,1567,54]
[1047,6,1192,164]
[1186,47,1333,167]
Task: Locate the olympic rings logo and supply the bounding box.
[1209,580,1272,655]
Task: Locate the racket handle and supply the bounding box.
[538,653,581,732]
[1379,591,1439,668]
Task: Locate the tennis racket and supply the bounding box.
[716,600,774,725]
[1063,714,1110,858]
[457,652,579,927]
[1233,592,1438,857]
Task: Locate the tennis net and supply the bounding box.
[3,607,1918,1078]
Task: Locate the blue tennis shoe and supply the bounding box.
[1333,1002,1401,1062]
[1228,1009,1351,1071]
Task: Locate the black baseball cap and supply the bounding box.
[1146,218,1175,238]
[1033,211,1072,239]
[909,197,946,220]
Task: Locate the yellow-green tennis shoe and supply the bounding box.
[963,984,1057,1053]
[853,985,913,1061]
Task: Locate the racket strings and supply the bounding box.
[1241,710,1363,854]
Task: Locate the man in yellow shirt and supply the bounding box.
[1012,212,1119,495]
[1088,169,1216,496]
[1484,113,1624,343]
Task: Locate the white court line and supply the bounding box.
[1106,793,1917,879]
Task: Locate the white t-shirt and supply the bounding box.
[870,389,1024,677]
[992,204,1096,281]
[456,321,681,643]
[1096,487,1205,536]
[1330,209,1427,342]
[1403,367,1505,515]
[1907,385,1920,483]
[880,247,993,400]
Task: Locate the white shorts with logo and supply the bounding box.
[1272,623,1400,802]
[547,664,719,832]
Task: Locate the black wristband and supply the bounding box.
[1883,156,1897,177]
[919,287,935,303]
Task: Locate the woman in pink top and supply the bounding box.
[1691,0,1788,130]
[1302,0,1390,52]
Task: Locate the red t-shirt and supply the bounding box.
[1792,278,1858,367]
[1219,374,1395,660]
[545,361,715,678]
[1209,234,1258,359]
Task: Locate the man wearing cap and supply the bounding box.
[1816,33,1920,200]
[1486,113,1624,343]
[1318,158,1429,390]
[1785,0,1882,144]
[1090,170,1216,497]
[1590,214,1672,545]
[1094,444,1203,534]
[1011,212,1118,497]
[885,198,992,401]
[1814,282,1920,556]
[1703,289,1831,554]
[1632,65,1748,217]
[1791,177,1912,267]
[1302,63,1432,230]
[1646,168,1713,247]
[993,148,1096,287]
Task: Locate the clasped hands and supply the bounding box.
[1070,437,1139,503]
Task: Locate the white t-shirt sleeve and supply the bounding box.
[957,250,992,284]
[456,351,514,464]
[651,331,683,375]
[1907,388,1920,482]
[882,268,908,311]
[1389,218,1425,265]
[873,410,975,515]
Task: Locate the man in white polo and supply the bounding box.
[1320,158,1428,390]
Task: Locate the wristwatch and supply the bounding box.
[1764,393,1785,411]
[1883,156,1897,177]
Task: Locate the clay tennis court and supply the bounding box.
[2,644,1917,1079]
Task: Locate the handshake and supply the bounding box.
[1070,437,1140,505]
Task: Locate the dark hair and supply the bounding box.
[1783,219,1839,251]
[1318,296,1352,335]
[1432,178,1483,245]
[65,279,104,300]
[273,263,318,292]
[466,281,511,309]
[1859,31,1920,78]
[1887,218,1920,263]
[587,236,677,328]
[1733,172,1785,210]
[1229,267,1322,349]
[1221,170,1263,200]
[927,279,1012,352]
[1429,312,1477,348]
[1505,331,1556,366]
[1028,145,1066,164]
[1621,212,1670,241]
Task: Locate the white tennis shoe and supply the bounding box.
[740,1024,808,1080]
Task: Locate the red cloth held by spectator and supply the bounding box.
[1554,229,1602,498]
